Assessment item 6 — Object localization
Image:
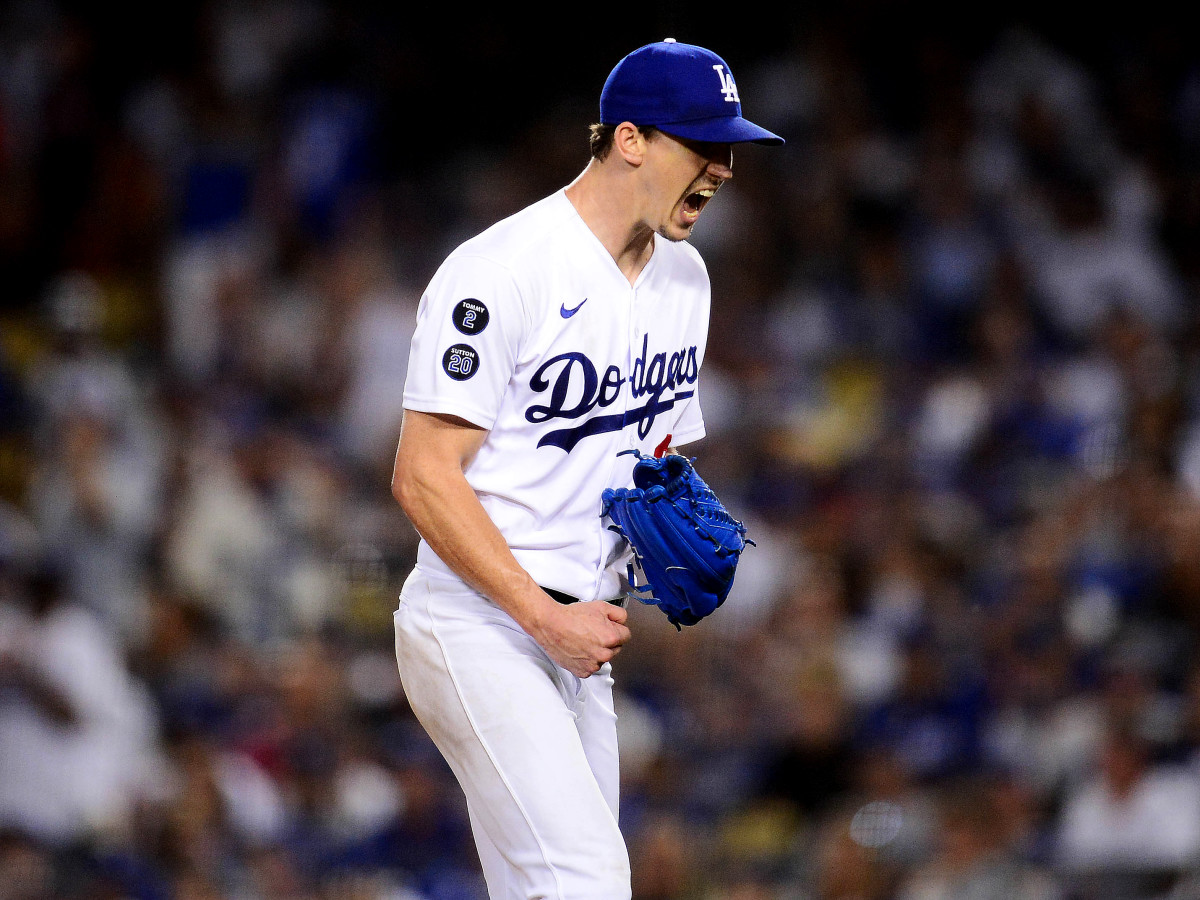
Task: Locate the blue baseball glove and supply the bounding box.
[601,450,753,628]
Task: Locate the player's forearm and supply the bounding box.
[393,459,555,628]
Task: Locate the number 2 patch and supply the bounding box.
[452,299,489,335]
[442,344,479,381]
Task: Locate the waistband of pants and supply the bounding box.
[541,586,625,608]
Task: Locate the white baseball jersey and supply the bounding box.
[403,188,709,602]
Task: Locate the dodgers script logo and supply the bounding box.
[526,335,699,452]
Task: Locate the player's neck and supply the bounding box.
[564,164,655,285]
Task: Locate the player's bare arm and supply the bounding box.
[392,409,630,677]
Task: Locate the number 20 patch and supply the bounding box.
[442,344,479,381]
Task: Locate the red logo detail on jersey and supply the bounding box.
[654,435,672,458]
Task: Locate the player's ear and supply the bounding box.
[612,122,646,166]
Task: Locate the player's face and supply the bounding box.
[644,132,733,242]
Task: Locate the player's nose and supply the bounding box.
[707,145,733,180]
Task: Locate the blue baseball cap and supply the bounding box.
[600,39,784,146]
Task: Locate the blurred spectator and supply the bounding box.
[24,272,165,640]
[629,812,696,900]
[754,658,855,825]
[328,236,420,473]
[854,627,988,783]
[1056,724,1200,882]
[896,778,1062,900]
[844,747,940,869]
[163,423,292,644]
[802,802,899,900]
[0,828,55,900]
[0,565,165,845]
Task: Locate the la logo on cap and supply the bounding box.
[713,65,740,103]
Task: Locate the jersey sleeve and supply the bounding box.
[403,254,527,430]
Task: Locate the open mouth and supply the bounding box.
[681,188,717,223]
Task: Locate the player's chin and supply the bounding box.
[657,215,697,243]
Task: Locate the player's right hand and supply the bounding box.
[531,598,631,679]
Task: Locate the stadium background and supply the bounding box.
[3,3,1200,898]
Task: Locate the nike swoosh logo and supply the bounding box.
[560,298,587,318]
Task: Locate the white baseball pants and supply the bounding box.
[393,567,631,900]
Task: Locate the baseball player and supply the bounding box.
[391,39,782,899]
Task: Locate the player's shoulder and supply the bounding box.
[447,191,576,271]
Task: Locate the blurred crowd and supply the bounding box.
[4,4,1200,899]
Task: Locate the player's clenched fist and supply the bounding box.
[530,599,631,678]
